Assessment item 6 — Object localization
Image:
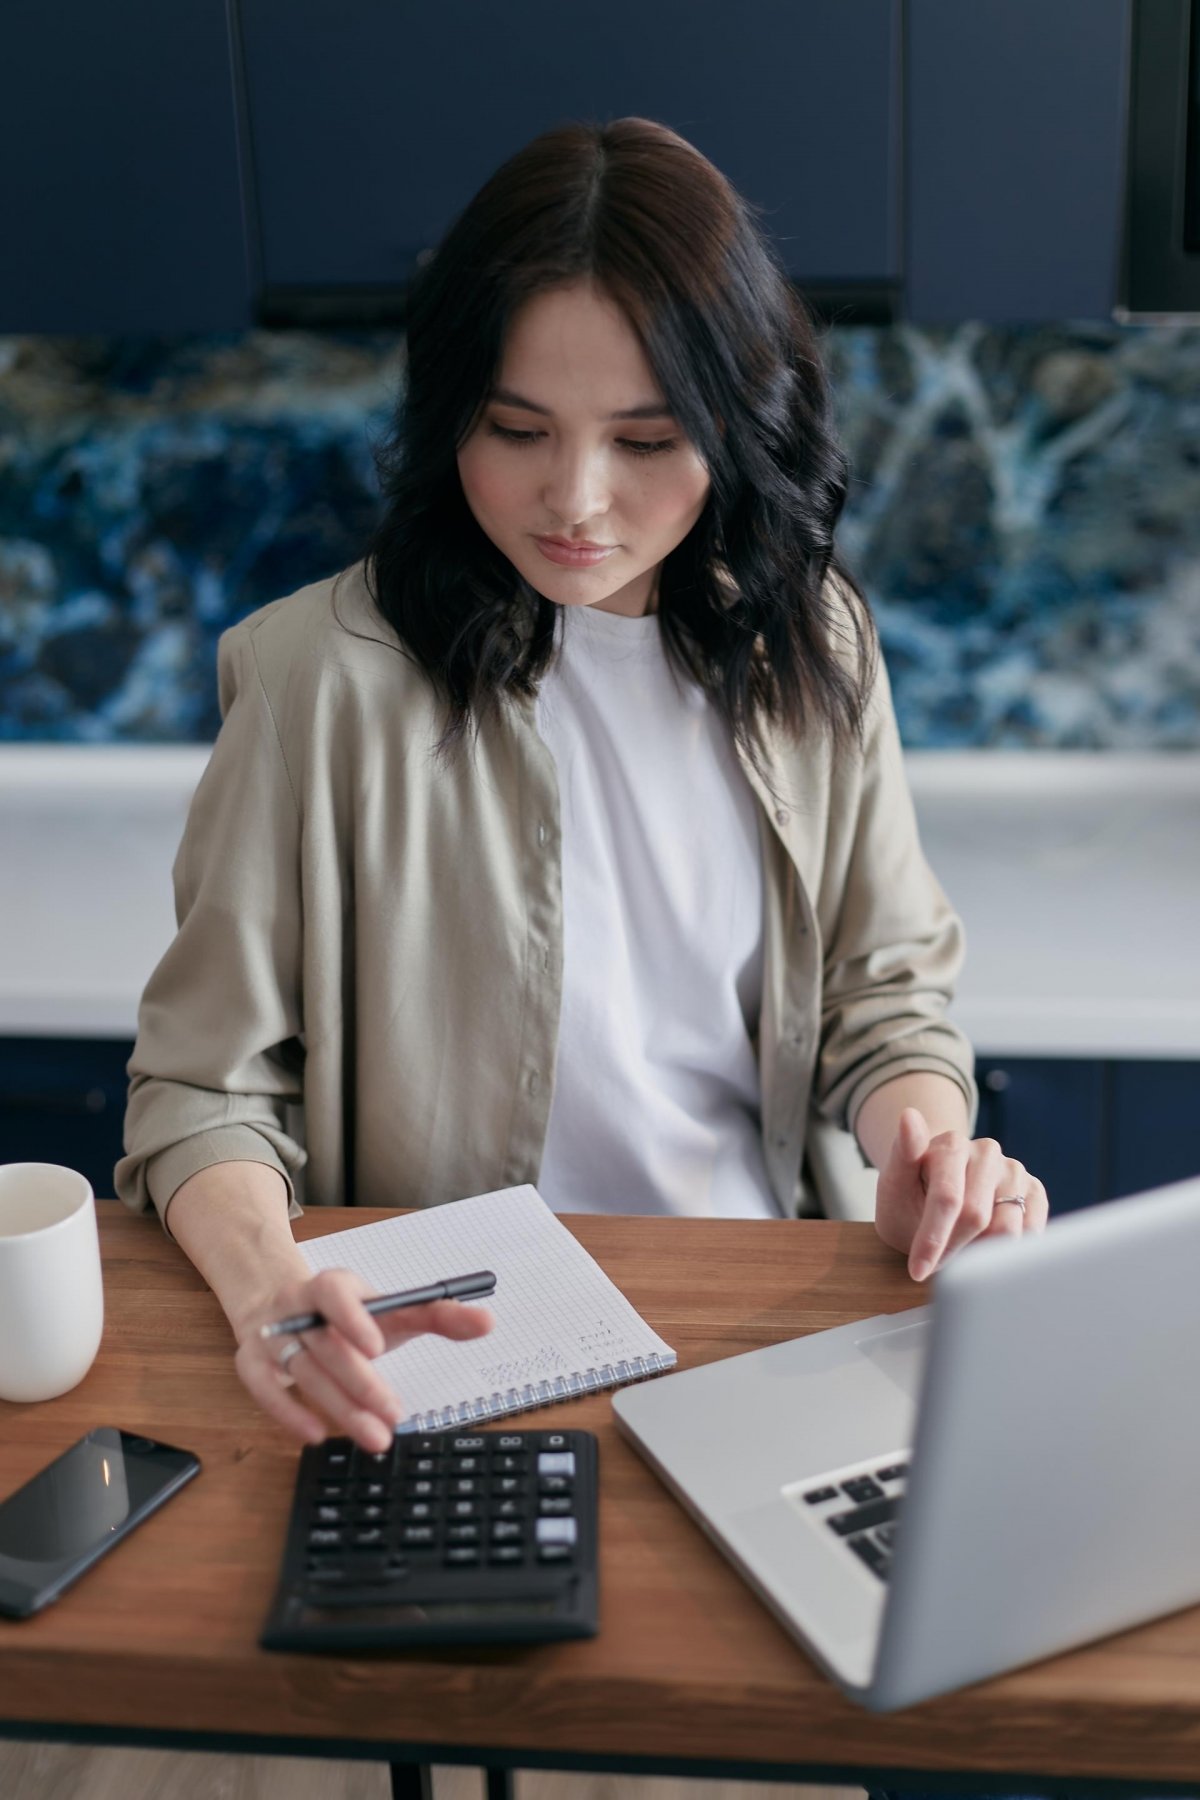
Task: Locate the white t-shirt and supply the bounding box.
[533,601,781,1219]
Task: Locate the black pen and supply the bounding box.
[258,1270,497,1340]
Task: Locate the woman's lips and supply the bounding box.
[534,537,618,568]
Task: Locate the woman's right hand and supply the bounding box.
[233,1267,496,1453]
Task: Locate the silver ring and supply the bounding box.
[277,1335,305,1373]
[994,1194,1027,1214]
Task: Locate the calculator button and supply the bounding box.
[404,1501,434,1520]
[537,1543,572,1564]
[351,1526,386,1547]
[841,1476,884,1504]
[450,1456,482,1474]
[536,1517,577,1547]
[411,1438,443,1456]
[446,1522,480,1543]
[354,1504,387,1524]
[401,1524,436,1545]
[357,1447,396,1472]
[408,1456,440,1475]
[449,1499,479,1518]
[496,1455,528,1474]
[444,1546,481,1567]
[490,1520,524,1543]
[802,1486,838,1505]
[316,1480,349,1499]
[405,1478,439,1498]
[450,1477,480,1495]
[876,1463,909,1483]
[492,1476,525,1496]
[451,1436,486,1452]
[537,1452,576,1477]
[357,1479,389,1501]
[539,1496,573,1516]
[543,1434,569,1450]
[496,1435,526,1450]
[493,1498,523,1519]
[539,1476,572,1496]
[308,1527,344,1547]
[314,1504,345,1524]
[317,1445,352,1473]
[488,1545,525,1565]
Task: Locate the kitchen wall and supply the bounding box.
[2,317,1199,748]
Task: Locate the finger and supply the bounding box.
[281,1341,396,1454]
[298,1323,406,1434]
[907,1134,971,1281]
[377,1297,497,1349]
[236,1342,332,1448]
[887,1107,931,1177]
[302,1268,387,1358]
[982,1160,1030,1240]
[1024,1175,1050,1232]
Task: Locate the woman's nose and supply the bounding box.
[542,447,611,526]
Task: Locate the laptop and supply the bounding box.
[612,1175,1200,1712]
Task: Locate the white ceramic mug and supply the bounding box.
[0,1164,105,1403]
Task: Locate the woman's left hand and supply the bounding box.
[874,1106,1049,1282]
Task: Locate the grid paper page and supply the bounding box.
[297,1185,676,1429]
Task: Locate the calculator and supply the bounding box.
[260,1427,598,1650]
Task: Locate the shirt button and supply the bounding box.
[775,808,788,826]
[537,823,548,846]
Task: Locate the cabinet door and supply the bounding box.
[237,0,901,306]
[974,1057,1105,1214]
[0,1038,135,1204]
[905,0,1129,321]
[0,1,249,331]
[1107,1060,1200,1201]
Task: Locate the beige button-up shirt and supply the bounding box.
[115,560,977,1236]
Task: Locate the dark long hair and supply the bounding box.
[360,116,877,782]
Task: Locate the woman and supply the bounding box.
[116,117,1047,1455]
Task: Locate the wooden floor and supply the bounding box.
[0,1742,868,1800]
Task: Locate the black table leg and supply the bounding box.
[389,1762,434,1800]
[389,1762,515,1798]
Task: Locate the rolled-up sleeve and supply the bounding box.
[812,654,978,1139]
[115,620,308,1236]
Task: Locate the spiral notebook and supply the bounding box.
[297,1183,677,1432]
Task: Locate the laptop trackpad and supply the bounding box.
[855,1318,931,1400]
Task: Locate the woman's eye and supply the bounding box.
[486,423,678,457]
[487,424,541,445]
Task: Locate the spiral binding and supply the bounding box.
[394,1351,676,1436]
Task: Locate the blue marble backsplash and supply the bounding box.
[2,322,1199,747]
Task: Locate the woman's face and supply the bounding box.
[456,279,712,617]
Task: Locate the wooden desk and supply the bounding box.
[1,1204,1198,1797]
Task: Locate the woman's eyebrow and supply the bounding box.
[488,385,674,421]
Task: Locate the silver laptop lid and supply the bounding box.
[871,1175,1200,1712]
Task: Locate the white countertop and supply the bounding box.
[2,745,1198,1058]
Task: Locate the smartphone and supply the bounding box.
[0,1427,201,1619]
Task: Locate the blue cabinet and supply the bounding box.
[1,1,1141,333]
[904,0,1130,322]
[0,0,249,332]
[236,0,902,312]
[976,1054,1200,1214]
[0,1038,135,1203]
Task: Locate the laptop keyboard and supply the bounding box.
[791,1455,909,1582]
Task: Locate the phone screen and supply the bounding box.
[0,1428,200,1617]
